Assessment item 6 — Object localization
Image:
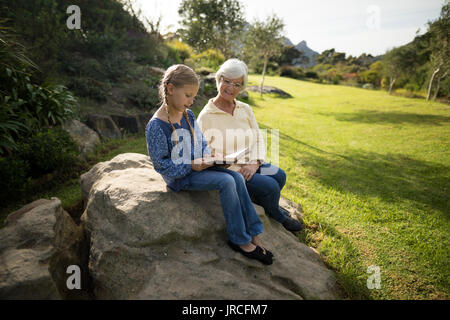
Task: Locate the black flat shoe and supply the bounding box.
[227,240,273,265]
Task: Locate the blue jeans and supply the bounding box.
[183,166,264,245]
[245,163,288,223]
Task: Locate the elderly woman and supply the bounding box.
[197,59,302,232]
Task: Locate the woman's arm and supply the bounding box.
[245,105,266,163]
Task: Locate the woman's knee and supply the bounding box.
[275,167,287,189]
[262,164,286,189]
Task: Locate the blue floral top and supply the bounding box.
[145,109,211,192]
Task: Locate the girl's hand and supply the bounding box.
[191,158,214,171]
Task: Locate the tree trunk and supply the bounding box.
[388,77,396,95]
[432,71,448,101]
[260,55,268,97]
[427,67,440,101]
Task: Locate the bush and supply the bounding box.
[305,71,319,79]
[280,66,305,79]
[192,49,225,70]
[0,156,31,205]
[126,82,159,110]
[405,83,419,93]
[17,127,79,178]
[1,67,78,155]
[166,39,194,62]
[196,66,215,76]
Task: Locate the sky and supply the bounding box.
[133,0,445,57]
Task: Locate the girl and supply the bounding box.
[145,64,273,265]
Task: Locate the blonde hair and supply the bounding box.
[215,58,248,92]
[158,64,199,145]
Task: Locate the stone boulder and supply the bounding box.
[80,153,342,299]
[362,83,374,90]
[110,114,140,134]
[247,86,292,98]
[0,198,90,299]
[62,119,101,160]
[86,114,122,140]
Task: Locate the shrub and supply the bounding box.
[280,65,305,80]
[196,66,215,75]
[166,39,194,62]
[192,49,225,70]
[17,127,79,178]
[126,82,159,110]
[0,156,31,205]
[305,71,319,79]
[1,67,78,155]
[405,83,419,93]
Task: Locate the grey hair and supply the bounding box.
[215,58,248,92]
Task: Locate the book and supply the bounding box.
[205,147,249,165]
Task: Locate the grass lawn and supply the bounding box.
[2,75,448,300]
[245,74,450,299]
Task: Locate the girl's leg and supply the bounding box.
[211,167,264,239]
[183,169,263,246]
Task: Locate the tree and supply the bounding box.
[426,3,449,100]
[316,48,346,65]
[359,61,383,86]
[177,0,246,58]
[244,14,285,96]
[382,45,416,94]
[275,45,308,66]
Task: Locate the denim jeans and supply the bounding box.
[183,166,264,245]
[245,163,288,224]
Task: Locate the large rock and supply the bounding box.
[86,114,122,140]
[62,119,101,160]
[110,112,156,135]
[0,198,90,299]
[110,114,140,134]
[80,153,342,299]
[247,86,292,98]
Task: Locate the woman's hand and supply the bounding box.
[238,163,260,181]
[191,158,214,171]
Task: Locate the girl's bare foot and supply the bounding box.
[239,242,256,252]
[251,236,267,254]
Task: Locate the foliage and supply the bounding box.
[274,45,308,66]
[316,48,346,65]
[178,0,246,58]
[166,38,194,62]
[279,65,305,80]
[0,156,31,204]
[244,14,285,93]
[359,61,383,86]
[16,126,79,178]
[192,49,225,70]
[0,22,77,155]
[125,81,159,110]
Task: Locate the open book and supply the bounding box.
[205,147,249,165]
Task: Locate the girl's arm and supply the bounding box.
[146,123,192,179]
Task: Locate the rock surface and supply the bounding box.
[247,86,293,98]
[80,153,342,299]
[62,119,101,160]
[0,198,90,299]
[86,114,122,140]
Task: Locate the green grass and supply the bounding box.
[246,75,450,299]
[2,75,449,300]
